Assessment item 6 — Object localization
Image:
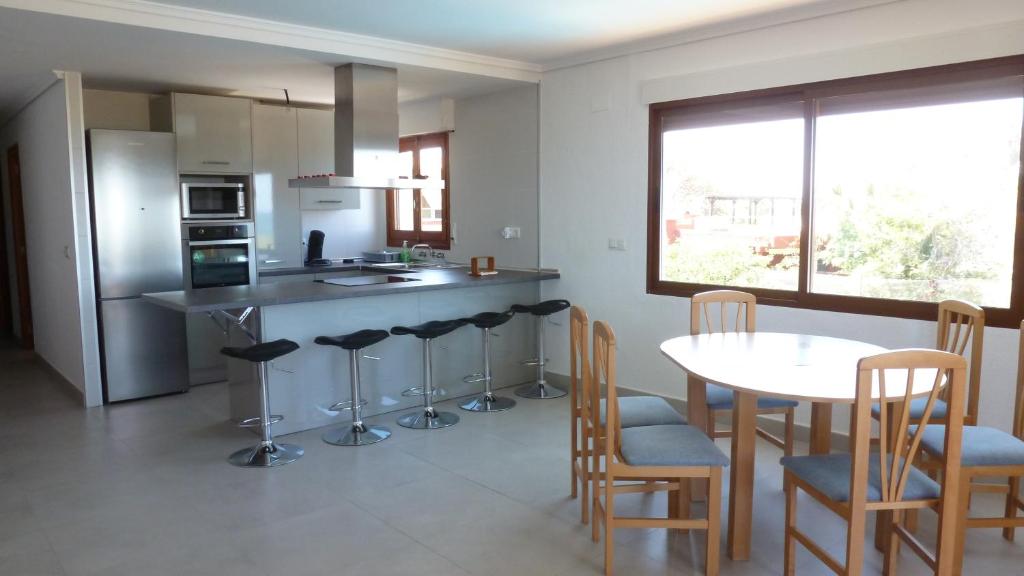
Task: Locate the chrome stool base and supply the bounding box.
[515,381,567,399]
[460,394,516,412]
[228,442,304,468]
[322,424,391,446]
[397,410,459,429]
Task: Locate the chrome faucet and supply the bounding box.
[410,243,432,261]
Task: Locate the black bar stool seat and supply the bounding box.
[221,339,299,363]
[315,329,390,350]
[391,319,466,429]
[463,311,515,330]
[315,329,391,446]
[391,319,465,339]
[513,299,571,399]
[460,310,516,413]
[511,300,571,317]
[222,338,302,468]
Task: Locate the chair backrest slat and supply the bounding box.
[690,290,756,336]
[593,320,618,457]
[853,349,966,504]
[1013,320,1024,440]
[570,306,594,429]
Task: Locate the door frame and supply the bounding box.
[6,145,33,350]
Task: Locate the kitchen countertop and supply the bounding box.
[143,267,560,313]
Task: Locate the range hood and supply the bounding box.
[288,64,444,190]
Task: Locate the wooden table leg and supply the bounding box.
[809,402,833,455]
[688,375,708,501]
[728,390,756,560]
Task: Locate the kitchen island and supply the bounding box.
[144,265,560,434]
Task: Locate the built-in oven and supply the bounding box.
[181,182,248,220]
[182,221,256,289]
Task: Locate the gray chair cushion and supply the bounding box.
[619,424,729,467]
[871,398,948,421]
[911,425,1024,467]
[599,396,686,428]
[780,453,940,502]
[705,383,798,410]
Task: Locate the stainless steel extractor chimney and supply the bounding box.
[287,63,444,190]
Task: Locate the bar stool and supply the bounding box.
[391,319,466,429]
[221,338,302,467]
[314,329,391,446]
[460,310,517,412]
[512,299,571,399]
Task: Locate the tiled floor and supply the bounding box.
[2,341,1023,575]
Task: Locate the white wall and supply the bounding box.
[0,74,102,405]
[399,86,540,268]
[300,190,386,260]
[539,0,1024,434]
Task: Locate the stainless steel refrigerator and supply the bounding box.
[88,129,188,402]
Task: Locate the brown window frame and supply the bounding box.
[387,132,451,250]
[647,55,1024,328]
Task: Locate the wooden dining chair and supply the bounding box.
[690,290,797,456]
[911,318,1024,575]
[871,299,984,429]
[570,305,685,525]
[591,319,728,576]
[782,349,966,576]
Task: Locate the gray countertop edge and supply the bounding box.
[143,268,561,314]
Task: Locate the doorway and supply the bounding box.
[5,145,33,350]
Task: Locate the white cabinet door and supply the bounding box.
[253,104,302,270]
[297,108,360,210]
[175,93,253,173]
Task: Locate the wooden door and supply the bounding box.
[6,145,32,349]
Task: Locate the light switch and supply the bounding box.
[608,238,626,251]
[502,226,521,239]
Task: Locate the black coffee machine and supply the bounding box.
[305,230,330,266]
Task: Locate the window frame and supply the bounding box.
[387,131,451,250]
[646,55,1024,329]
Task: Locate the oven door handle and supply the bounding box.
[187,239,253,247]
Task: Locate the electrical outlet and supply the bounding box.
[608,238,626,251]
[502,226,521,240]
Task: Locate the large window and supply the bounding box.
[387,132,450,249]
[648,56,1024,327]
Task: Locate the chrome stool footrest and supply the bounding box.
[328,399,368,412]
[237,415,284,428]
[401,386,447,398]
[462,373,486,384]
[520,357,549,367]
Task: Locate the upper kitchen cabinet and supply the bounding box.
[174,93,253,174]
[253,104,302,270]
[297,108,360,210]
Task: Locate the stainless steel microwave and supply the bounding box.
[181,182,247,220]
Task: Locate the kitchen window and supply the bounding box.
[647,55,1024,327]
[387,132,451,250]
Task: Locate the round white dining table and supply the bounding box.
[660,332,903,561]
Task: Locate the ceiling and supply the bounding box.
[151,0,849,64]
[0,6,526,125]
[0,0,897,127]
